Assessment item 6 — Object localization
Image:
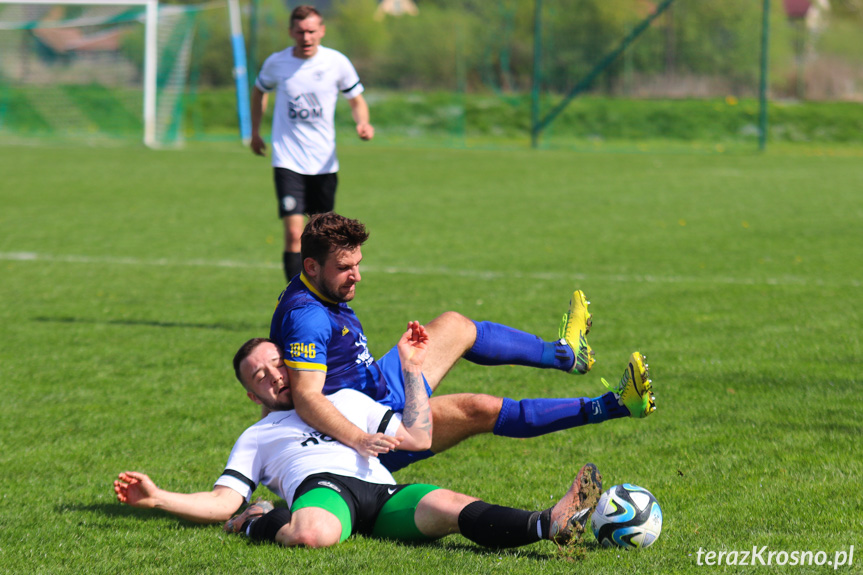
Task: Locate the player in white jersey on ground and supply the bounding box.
[114,330,603,550]
[250,5,374,283]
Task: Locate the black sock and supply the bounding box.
[283,252,302,283]
[247,508,292,543]
[457,501,547,548]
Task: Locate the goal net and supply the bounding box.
[0,0,199,146]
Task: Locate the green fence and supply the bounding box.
[3,0,862,149]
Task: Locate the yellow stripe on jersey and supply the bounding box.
[284,359,328,372]
[300,273,338,305]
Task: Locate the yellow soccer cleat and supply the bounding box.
[602,352,656,419]
[558,289,595,374]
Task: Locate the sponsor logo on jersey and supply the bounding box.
[387,487,397,495]
[289,93,323,121]
[354,333,373,367]
[300,431,336,447]
[341,326,349,336]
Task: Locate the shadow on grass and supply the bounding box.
[59,502,219,529]
[33,316,257,332]
[63,502,601,560]
[386,537,600,562]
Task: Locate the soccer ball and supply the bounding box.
[591,484,662,549]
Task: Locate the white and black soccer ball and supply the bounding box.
[591,484,662,549]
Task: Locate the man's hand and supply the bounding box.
[250,134,267,156]
[113,472,244,522]
[356,432,402,458]
[397,320,429,370]
[356,123,374,141]
[114,471,160,509]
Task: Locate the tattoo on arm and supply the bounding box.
[402,368,432,434]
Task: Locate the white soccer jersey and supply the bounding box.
[255,46,364,175]
[214,389,401,504]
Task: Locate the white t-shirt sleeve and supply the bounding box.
[336,53,364,100]
[255,53,279,93]
[213,428,261,503]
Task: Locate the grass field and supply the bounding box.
[1,139,861,574]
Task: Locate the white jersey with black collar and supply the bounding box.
[214,389,400,504]
[255,45,364,175]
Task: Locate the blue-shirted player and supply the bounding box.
[270,212,656,471]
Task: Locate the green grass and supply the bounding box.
[1,139,861,574]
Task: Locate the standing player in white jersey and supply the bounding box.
[250,5,374,283]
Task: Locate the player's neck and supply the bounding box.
[292,46,319,60]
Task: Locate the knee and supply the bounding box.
[456,394,503,422]
[435,311,471,327]
[285,227,303,242]
[429,311,476,345]
[277,524,341,548]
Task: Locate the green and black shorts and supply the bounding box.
[291,473,441,543]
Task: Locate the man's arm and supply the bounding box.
[393,321,433,451]
[114,471,245,523]
[250,85,269,156]
[291,369,400,458]
[347,94,374,141]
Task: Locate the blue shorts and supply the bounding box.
[376,346,434,410]
[376,346,436,472]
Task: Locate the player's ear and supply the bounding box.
[303,257,318,278]
[247,391,262,405]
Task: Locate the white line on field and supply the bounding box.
[0,251,858,288]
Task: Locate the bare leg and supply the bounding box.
[274,507,342,548]
[429,394,502,453]
[423,312,477,390]
[281,214,307,281]
[413,489,478,538]
[283,214,305,253]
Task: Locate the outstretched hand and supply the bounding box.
[114,471,160,509]
[397,321,429,370]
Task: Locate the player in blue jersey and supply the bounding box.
[270,212,656,471]
[114,334,603,550]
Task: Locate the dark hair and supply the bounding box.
[232,337,273,386]
[301,212,369,267]
[290,5,322,27]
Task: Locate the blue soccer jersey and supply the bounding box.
[269,274,389,401]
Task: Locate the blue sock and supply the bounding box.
[463,321,575,371]
[493,393,628,438]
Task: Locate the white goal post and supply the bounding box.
[0,0,160,146]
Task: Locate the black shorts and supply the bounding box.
[273,168,338,218]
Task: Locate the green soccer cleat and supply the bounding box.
[558,289,595,374]
[223,499,275,534]
[548,463,603,545]
[602,352,656,418]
